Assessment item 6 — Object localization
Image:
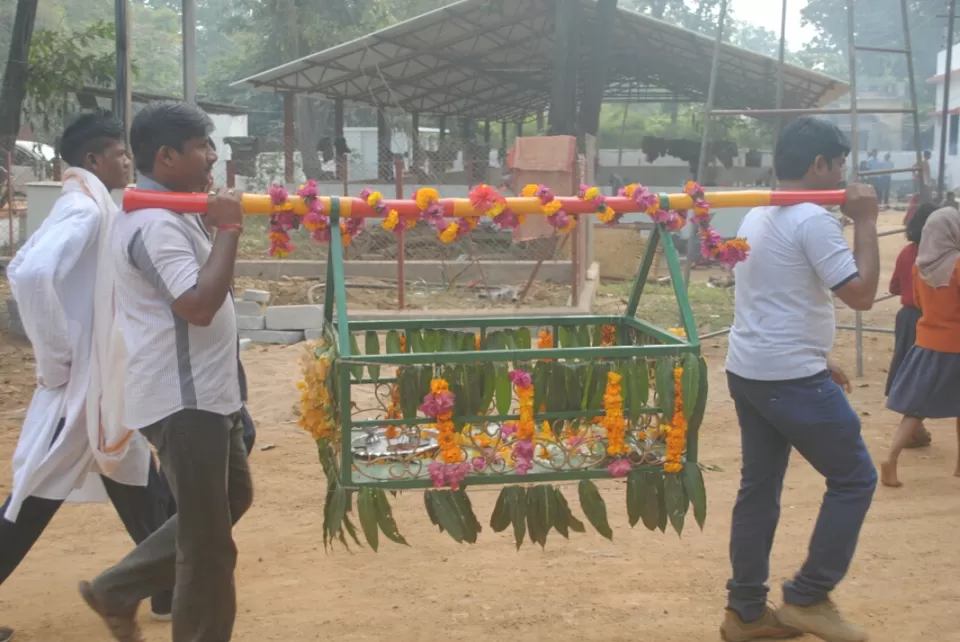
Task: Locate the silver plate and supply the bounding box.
[351,427,439,461]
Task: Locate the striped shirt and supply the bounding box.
[112,177,241,429]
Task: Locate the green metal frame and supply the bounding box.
[323,199,701,489]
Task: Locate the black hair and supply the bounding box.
[130,101,214,173]
[58,110,126,168]
[908,202,937,244]
[773,117,851,181]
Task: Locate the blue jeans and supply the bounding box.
[726,370,877,621]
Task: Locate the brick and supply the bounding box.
[234,300,262,316]
[242,289,272,304]
[265,305,324,331]
[236,315,265,331]
[239,338,253,351]
[239,330,304,345]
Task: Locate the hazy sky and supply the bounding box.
[733,0,816,50]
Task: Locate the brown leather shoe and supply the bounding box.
[78,581,144,642]
[777,599,868,642]
[720,607,802,641]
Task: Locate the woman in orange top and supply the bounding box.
[884,206,960,487]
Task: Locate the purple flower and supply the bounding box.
[493,209,518,231]
[428,462,471,489]
[508,369,532,388]
[419,390,455,418]
[359,188,373,200]
[632,185,658,212]
[513,440,534,460]
[500,423,517,438]
[549,210,570,229]
[296,179,319,200]
[607,458,632,477]
[514,457,533,475]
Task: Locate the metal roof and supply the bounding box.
[76,86,251,116]
[232,0,848,121]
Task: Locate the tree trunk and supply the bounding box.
[0,0,39,157]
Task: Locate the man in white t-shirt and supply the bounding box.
[720,118,880,642]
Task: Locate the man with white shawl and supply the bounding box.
[1,112,174,639]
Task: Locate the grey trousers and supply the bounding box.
[93,409,254,642]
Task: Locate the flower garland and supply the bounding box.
[523,184,576,234]
[619,182,687,232]
[537,330,554,349]
[664,365,687,473]
[683,181,750,268]
[579,184,622,226]
[601,324,617,347]
[296,346,334,440]
[509,369,535,475]
[469,184,523,231]
[602,371,631,478]
[266,180,367,256]
[384,384,401,439]
[422,378,470,489]
[365,189,414,239]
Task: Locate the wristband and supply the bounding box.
[217,224,243,233]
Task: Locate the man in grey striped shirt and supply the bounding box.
[79,101,253,642]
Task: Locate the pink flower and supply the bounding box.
[419,390,455,418]
[472,457,486,472]
[311,227,331,242]
[359,188,373,200]
[269,183,288,205]
[345,217,365,237]
[296,179,319,201]
[274,211,297,231]
[492,209,519,230]
[508,369,532,388]
[513,440,534,460]
[699,227,723,257]
[549,210,570,229]
[566,435,585,448]
[632,185,658,212]
[514,456,533,475]
[428,462,471,489]
[607,458,632,477]
[535,185,554,203]
[500,423,517,438]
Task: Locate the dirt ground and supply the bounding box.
[1,210,959,641]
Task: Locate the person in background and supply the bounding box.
[721,117,879,642]
[916,150,933,201]
[945,192,958,210]
[1,112,175,642]
[79,101,252,642]
[880,152,894,207]
[886,202,937,449]
[884,206,960,487]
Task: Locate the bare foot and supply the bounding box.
[881,461,903,488]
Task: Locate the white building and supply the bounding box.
[928,43,960,191]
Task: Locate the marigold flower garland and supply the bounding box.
[509,369,536,475]
[663,364,687,473]
[579,183,622,226]
[266,180,367,256]
[365,188,414,238]
[469,184,523,230]
[421,378,469,489]
[522,184,576,234]
[683,180,750,268]
[602,371,632,477]
[296,346,334,440]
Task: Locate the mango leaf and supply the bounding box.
[507,486,527,550]
[451,489,480,544]
[656,471,668,533]
[464,364,482,417]
[398,367,420,422]
[342,513,363,548]
[586,362,610,413]
[629,358,649,423]
[591,324,604,347]
[526,484,546,547]
[324,484,348,550]
[682,465,707,531]
[687,356,709,441]
[386,330,402,354]
[681,353,701,421]
[490,487,511,532]
[547,363,567,414]
[578,479,613,540]
[664,473,689,537]
[357,487,379,551]
[628,468,661,531]
[495,364,512,416]
[516,327,532,349]
[365,331,381,382]
[532,361,549,414]
[551,485,569,538]
[348,334,363,381]
[441,330,458,354]
[407,329,423,353]
[417,365,433,402]
[503,330,520,369]
[555,488,585,533]
[564,363,585,413]
[576,324,590,349]
[424,490,442,532]
[655,358,675,423]
[374,487,408,545]
[558,326,570,349]
[479,362,496,415]
[432,490,467,544]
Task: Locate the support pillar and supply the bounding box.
[548,0,580,136]
[334,98,345,180]
[377,109,391,181]
[283,92,295,184]
[412,111,422,175]
[578,0,618,138]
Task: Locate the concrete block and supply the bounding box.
[242,289,272,304]
[234,300,262,316]
[236,315,265,331]
[304,328,324,341]
[265,304,324,331]
[239,338,253,351]
[239,330,304,345]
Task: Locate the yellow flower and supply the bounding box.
[584,186,599,201]
[415,187,439,210]
[543,200,562,216]
[382,209,399,231]
[405,217,417,230]
[624,184,637,198]
[489,201,506,217]
[439,222,459,243]
[597,205,615,223]
[522,184,539,197]
[366,191,383,207]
